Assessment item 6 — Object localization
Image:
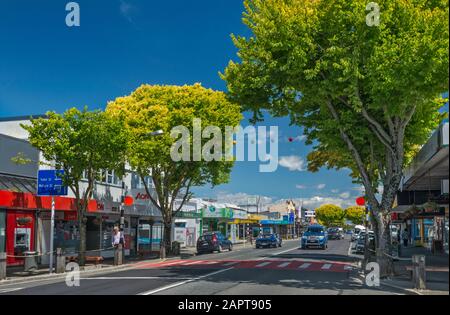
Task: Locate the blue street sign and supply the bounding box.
[37,170,68,196]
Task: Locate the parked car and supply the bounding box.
[301,224,328,249]
[256,233,281,248]
[196,232,233,254]
[355,232,375,254]
[327,227,344,240]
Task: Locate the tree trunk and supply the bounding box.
[78,216,87,266]
[163,221,172,256]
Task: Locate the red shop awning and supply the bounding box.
[0,190,99,212]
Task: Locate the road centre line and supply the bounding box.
[137,267,235,295]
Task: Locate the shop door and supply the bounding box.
[6,211,35,266]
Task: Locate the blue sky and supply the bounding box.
[2,0,442,209]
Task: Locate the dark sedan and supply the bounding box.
[327,227,343,240]
[255,234,281,248]
[196,232,233,254]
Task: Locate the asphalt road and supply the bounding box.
[0,236,407,295]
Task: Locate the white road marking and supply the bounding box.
[137,267,235,295]
[321,263,332,270]
[255,261,271,267]
[183,260,205,266]
[222,261,239,266]
[0,288,24,293]
[160,260,185,266]
[203,261,218,265]
[80,276,193,280]
[278,262,291,268]
[298,263,311,269]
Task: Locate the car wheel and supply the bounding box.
[229,244,233,251]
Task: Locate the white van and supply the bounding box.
[351,225,366,242]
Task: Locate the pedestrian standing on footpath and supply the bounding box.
[402,228,409,247]
[112,226,122,248]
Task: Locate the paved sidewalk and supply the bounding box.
[383,245,449,295]
[0,255,161,286]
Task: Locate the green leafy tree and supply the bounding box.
[222,0,448,275]
[315,204,345,227]
[106,84,242,255]
[345,206,365,225]
[22,108,128,265]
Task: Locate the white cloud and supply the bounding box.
[294,196,355,209]
[331,189,339,193]
[317,184,326,190]
[339,192,350,198]
[214,192,273,207]
[296,184,307,189]
[279,155,307,171]
[119,0,136,23]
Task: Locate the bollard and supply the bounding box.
[412,254,426,290]
[0,252,6,280]
[114,244,123,266]
[56,248,66,274]
[160,242,166,259]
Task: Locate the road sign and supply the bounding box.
[37,170,68,196]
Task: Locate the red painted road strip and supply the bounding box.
[134,259,354,272]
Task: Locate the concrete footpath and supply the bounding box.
[381,246,449,295]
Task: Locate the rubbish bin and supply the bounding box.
[24,251,38,272]
[172,241,180,256]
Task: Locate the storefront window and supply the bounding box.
[54,220,79,252]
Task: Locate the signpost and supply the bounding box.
[37,170,68,274]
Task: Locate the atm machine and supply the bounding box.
[14,227,31,257]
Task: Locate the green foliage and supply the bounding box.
[345,206,365,225]
[21,108,128,205]
[222,0,448,185]
[315,204,345,227]
[106,83,243,223]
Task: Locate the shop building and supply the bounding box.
[0,121,163,265]
[392,120,449,254]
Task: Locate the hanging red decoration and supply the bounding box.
[123,195,134,206]
[356,196,365,206]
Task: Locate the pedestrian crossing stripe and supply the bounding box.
[256,262,271,267]
[298,263,311,269]
[278,262,291,268]
[321,263,332,270]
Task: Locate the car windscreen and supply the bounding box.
[199,235,213,241]
[307,227,324,234]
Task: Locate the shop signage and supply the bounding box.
[37,170,68,196]
[221,208,234,219]
[175,211,202,219]
[202,206,222,218]
[232,209,247,219]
